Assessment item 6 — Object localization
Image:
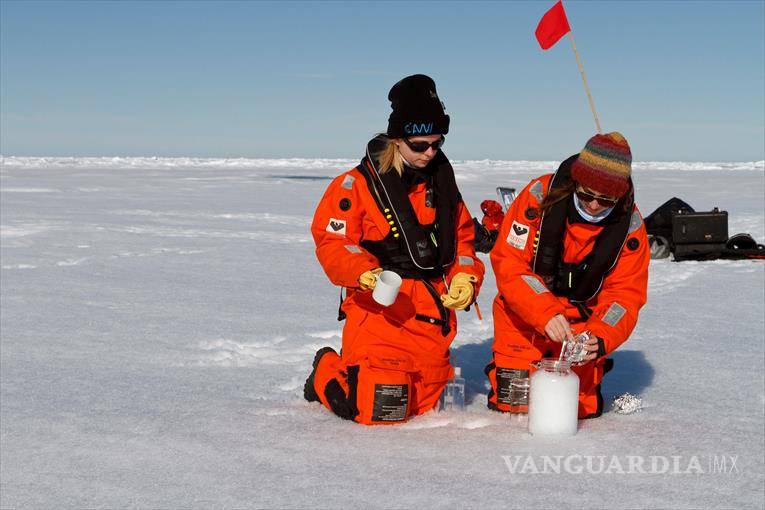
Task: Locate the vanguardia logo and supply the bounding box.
[501,455,740,475]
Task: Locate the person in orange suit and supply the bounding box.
[488,132,649,419]
[304,75,485,425]
[481,200,505,232]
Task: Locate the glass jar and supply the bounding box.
[528,358,580,436]
[509,378,530,414]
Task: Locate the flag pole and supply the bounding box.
[567,31,602,134]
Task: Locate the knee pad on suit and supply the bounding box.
[314,352,415,425]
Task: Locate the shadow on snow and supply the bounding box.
[451,337,655,409]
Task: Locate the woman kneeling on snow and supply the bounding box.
[487,132,649,419]
[304,74,484,425]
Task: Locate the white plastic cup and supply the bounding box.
[372,270,402,306]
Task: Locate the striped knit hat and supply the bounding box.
[571,132,632,198]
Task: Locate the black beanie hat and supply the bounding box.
[386,74,450,138]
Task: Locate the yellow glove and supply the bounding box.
[358,268,383,291]
[440,273,478,311]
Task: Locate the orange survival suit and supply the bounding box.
[488,155,649,418]
[308,135,485,425]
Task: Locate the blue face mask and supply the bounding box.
[574,194,614,223]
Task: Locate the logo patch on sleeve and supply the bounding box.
[326,218,347,235]
[507,221,530,250]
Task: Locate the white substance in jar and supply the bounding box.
[528,360,580,436]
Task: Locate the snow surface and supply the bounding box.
[1,156,763,508]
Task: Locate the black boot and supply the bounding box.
[303,346,338,403]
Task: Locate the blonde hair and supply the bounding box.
[376,139,404,176]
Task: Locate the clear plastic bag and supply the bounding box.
[559,331,590,364]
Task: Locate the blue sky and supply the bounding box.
[1,1,763,161]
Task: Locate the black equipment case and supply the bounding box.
[671,208,728,261]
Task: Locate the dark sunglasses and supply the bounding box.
[403,136,445,153]
[575,186,619,207]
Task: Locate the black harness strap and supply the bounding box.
[533,155,576,279]
[415,313,447,327]
[336,135,459,331]
[533,154,634,307]
[573,301,593,321]
[420,279,451,336]
[337,288,346,321]
[356,134,459,279]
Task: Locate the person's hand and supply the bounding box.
[440,273,477,311]
[358,268,383,291]
[544,314,575,343]
[580,334,606,363]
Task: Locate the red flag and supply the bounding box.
[535,1,571,50]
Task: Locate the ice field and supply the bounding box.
[1,155,763,508]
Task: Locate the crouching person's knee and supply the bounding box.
[315,355,414,425]
[310,351,360,422]
[322,367,359,421]
[485,354,531,413]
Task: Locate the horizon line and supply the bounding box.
[2,155,764,166]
